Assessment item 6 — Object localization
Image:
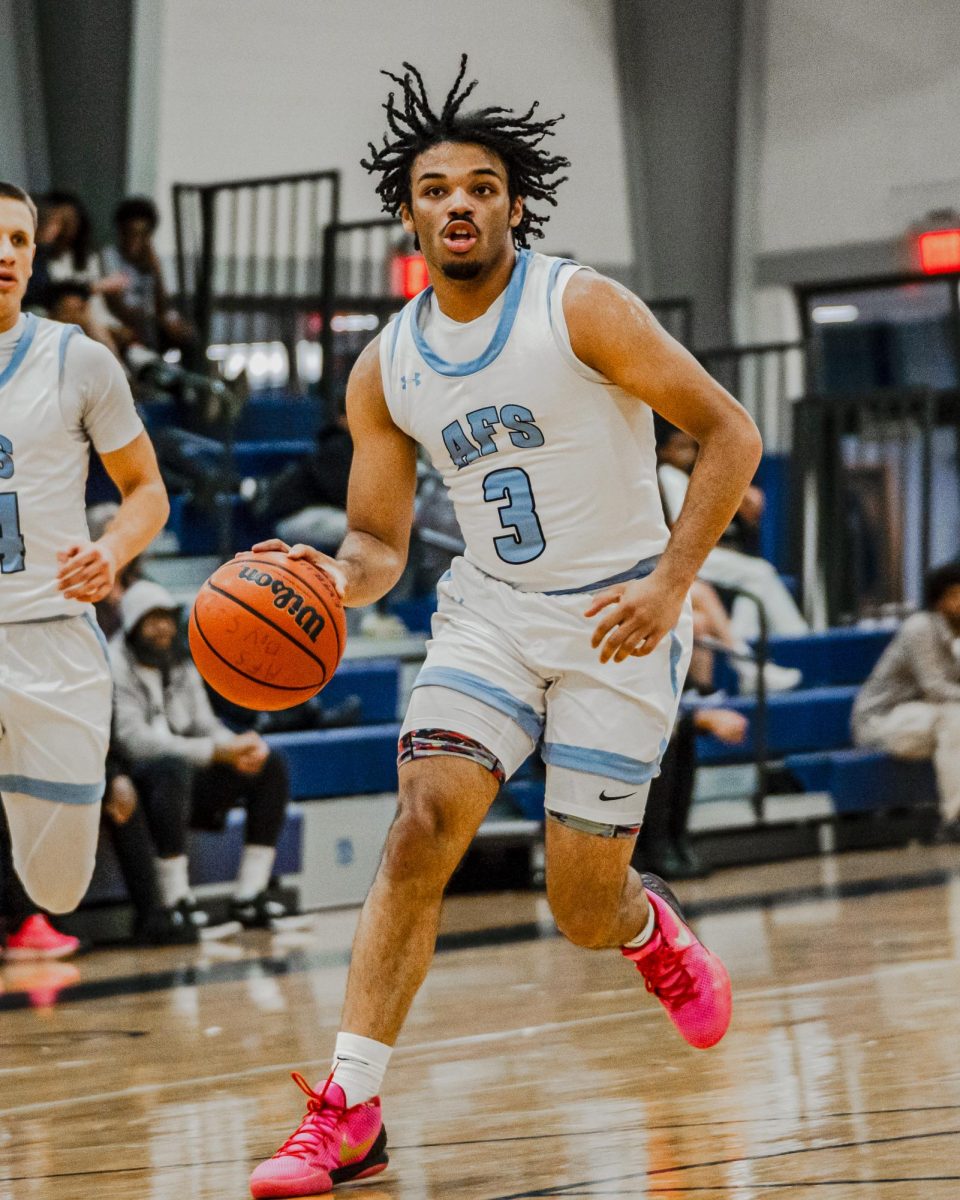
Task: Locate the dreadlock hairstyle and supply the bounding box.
[361,55,570,249]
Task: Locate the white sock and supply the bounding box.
[235,844,276,901]
[331,1032,393,1106]
[623,901,657,949]
[156,855,190,909]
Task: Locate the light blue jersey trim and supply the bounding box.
[82,611,110,662]
[388,313,403,366]
[543,554,662,596]
[668,630,683,696]
[411,249,532,377]
[413,665,543,741]
[541,742,662,785]
[0,313,39,390]
[58,323,82,383]
[545,257,576,335]
[0,773,105,805]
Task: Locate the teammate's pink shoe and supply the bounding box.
[4,915,80,960]
[249,1072,388,1198]
[622,873,732,1049]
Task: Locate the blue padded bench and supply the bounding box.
[141,395,322,442]
[231,439,315,478]
[165,493,272,555]
[234,397,322,441]
[84,805,304,905]
[716,627,893,693]
[785,749,937,815]
[320,659,400,723]
[266,723,402,799]
[696,685,858,765]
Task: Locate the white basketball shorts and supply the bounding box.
[0,615,112,805]
[401,557,693,825]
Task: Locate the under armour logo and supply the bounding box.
[401,372,422,390]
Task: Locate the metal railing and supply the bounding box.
[173,170,341,385]
[793,387,960,626]
[698,341,807,450]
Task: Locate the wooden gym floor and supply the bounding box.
[2,843,960,1199]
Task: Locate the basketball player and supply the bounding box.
[249,59,762,1198]
[0,182,168,915]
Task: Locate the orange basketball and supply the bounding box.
[188,550,346,711]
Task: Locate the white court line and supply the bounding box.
[0,955,956,1119]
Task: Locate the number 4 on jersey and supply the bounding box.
[0,436,25,574]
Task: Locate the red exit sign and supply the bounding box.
[918,228,960,274]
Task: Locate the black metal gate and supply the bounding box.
[173,170,340,387]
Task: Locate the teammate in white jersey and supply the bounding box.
[0,182,169,914]
[250,60,762,1198]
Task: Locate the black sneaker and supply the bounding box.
[230,889,297,930]
[135,906,200,946]
[176,896,212,929]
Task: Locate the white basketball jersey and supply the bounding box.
[380,250,669,592]
[0,315,103,622]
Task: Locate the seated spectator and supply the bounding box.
[110,581,297,930]
[242,411,352,549]
[689,578,801,694]
[635,700,749,880]
[101,196,195,356]
[100,750,200,945]
[852,561,960,840]
[658,427,809,642]
[47,279,128,359]
[24,190,129,318]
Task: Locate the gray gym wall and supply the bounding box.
[614,0,743,351]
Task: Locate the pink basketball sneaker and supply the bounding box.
[622,873,732,1049]
[4,914,80,960]
[249,1072,388,1198]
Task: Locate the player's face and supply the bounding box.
[0,199,36,321]
[401,142,523,282]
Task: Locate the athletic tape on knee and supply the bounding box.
[546,809,641,840]
[398,729,505,783]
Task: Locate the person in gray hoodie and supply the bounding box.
[852,561,960,838]
[110,580,294,930]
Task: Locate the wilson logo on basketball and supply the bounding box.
[237,566,327,642]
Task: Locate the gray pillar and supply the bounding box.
[0,0,49,189]
[613,0,743,349]
[34,0,132,242]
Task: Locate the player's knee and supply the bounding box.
[379,791,457,890]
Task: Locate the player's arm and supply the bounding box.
[58,431,169,603]
[564,272,763,662]
[251,336,418,607]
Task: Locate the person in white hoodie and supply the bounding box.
[109,580,295,931]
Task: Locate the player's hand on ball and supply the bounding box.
[243,539,348,599]
[585,575,684,664]
[56,540,117,603]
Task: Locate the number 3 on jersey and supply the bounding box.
[0,435,25,574]
[483,467,546,564]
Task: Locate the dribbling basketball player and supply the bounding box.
[249,58,762,1198]
[0,182,168,916]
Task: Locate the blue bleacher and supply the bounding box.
[266,723,402,799]
[319,658,399,723]
[784,749,937,814]
[696,685,858,765]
